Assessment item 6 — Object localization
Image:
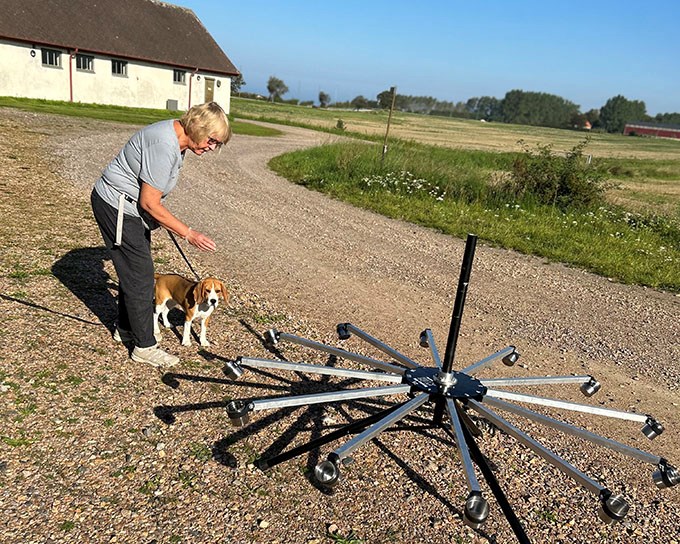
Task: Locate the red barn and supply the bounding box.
[623,122,680,139]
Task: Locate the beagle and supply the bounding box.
[154,274,228,347]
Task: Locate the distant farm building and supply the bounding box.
[0,0,239,112]
[623,122,680,140]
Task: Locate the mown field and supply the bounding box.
[232,98,680,219]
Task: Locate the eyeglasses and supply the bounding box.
[207,137,223,149]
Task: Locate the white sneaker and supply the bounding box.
[131,345,179,368]
[114,327,162,343]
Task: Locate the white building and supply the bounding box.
[0,0,240,113]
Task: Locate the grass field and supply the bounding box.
[0,96,283,137]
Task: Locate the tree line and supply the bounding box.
[233,75,679,134]
[377,89,679,134]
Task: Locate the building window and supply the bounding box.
[76,54,94,72]
[41,48,62,68]
[173,70,186,84]
[112,59,128,77]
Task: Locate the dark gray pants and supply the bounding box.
[91,189,156,348]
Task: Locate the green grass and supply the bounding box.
[269,141,680,291]
[0,96,282,137]
[59,521,76,532]
[329,531,363,544]
[138,476,161,496]
[178,469,198,489]
[2,436,32,447]
[189,442,212,462]
[232,97,388,143]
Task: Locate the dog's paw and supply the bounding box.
[181,339,192,347]
[200,340,210,347]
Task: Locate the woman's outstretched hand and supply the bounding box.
[186,228,216,252]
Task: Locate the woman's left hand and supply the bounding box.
[139,182,216,252]
[186,228,216,252]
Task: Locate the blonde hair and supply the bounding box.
[180,102,232,145]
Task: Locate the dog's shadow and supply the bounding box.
[157,308,194,344]
[51,246,118,329]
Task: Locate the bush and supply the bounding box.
[503,138,610,209]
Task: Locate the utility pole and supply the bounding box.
[381,86,397,168]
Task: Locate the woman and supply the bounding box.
[91,102,231,367]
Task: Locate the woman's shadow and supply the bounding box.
[51,246,118,330]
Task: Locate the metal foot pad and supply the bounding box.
[265,329,280,346]
[598,492,630,524]
[501,350,520,366]
[464,491,489,528]
[336,323,351,340]
[580,377,601,397]
[226,400,253,427]
[224,360,244,381]
[642,417,664,440]
[314,458,341,487]
[653,461,680,489]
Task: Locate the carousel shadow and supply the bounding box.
[51,246,118,330]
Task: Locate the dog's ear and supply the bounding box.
[193,281,207,305]
[217,281,228,301]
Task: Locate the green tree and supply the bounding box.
[267,76,289,102]
[377,89,395,109]
[600,95,647,133]
[474,96,502,121]
[501,90,579,128]
[654,112,680,124]
[230,74,245,94]
[318,91,331,108]
[351,95,370,110]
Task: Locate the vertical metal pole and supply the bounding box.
[381,86,397,167]
[442,234,477,374]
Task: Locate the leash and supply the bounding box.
[166,230,202,281]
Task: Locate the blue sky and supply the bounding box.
[177,0,679,115]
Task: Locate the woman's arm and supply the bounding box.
[139,182,216,252]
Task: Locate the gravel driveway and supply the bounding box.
[1,108,679,544]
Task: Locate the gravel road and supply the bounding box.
[2,108,679,543]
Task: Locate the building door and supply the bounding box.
[204,78,215,102]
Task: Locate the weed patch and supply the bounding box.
[189,442,212,462]
[59,521,76,532]
[2,436,32,447]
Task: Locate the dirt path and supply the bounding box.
[2,108,679,543]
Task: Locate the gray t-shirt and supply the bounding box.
[94,119,184,226]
